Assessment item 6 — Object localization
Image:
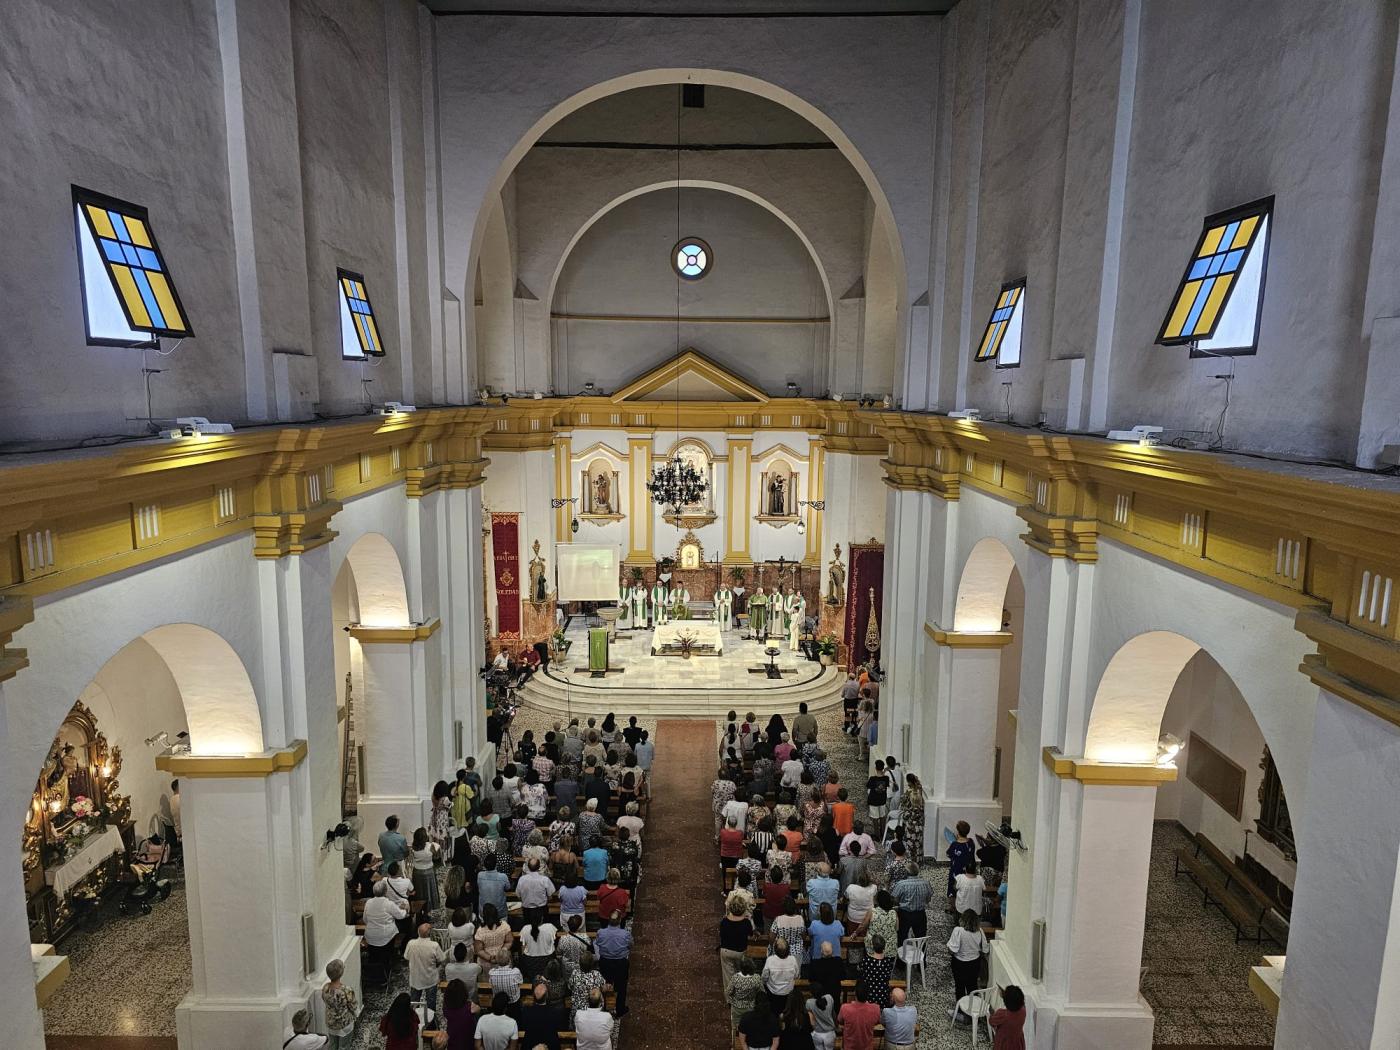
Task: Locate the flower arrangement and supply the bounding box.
[57,796,108,861]
[70,796,95,819]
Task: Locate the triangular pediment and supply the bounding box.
[611,349,770,404]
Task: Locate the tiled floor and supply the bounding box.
[42,874,190,1041]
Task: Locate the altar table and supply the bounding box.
[45,825,125,898]
[650,621,725,656]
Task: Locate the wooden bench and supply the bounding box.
[1174,832,1278,944]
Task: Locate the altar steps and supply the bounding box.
[516,661,845,719]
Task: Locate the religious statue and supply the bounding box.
[44,744,92,818]
[649,578,669,625]
[714,585,734,631]
[527,539,549,603]
[787,591,806,651]
[593,472,612,514]
[826,543,846,606]
[768,474,787,516]
[749,587,769,639]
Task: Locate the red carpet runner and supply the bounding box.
[621,720,728,1049]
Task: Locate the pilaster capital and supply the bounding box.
[1042,746,1177,786]
[924,622,1013,648]
[1296,606,1400,727]
[1017,506,1099,562]
[0,595,35,683]
[348,618,442,644]
[154,739,308,778]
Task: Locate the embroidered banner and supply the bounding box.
[844,542,885,669]
[491,513,522,639]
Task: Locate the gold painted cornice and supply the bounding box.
[1296,606,1400,726]
[0,595,35,683]
[154,738,307,778]
[924,623,1013,648]
[348,618,442,644]
[1042,746,1178,786]
[1017,506,1099,562]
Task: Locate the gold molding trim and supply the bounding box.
[0,595,35,683]
[925,623,1014,648]
[155,739,308,778]
[1041,746,1178,785]
[1296,606,1400,727]
[348,618,442,644]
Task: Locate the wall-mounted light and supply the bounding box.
[48,799,62,814]
[1107,424,1163,447]
[571,517,580,535]
[100,764,112,778]
[1157,732,1185,767]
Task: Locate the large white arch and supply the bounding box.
[338,532,411,628]
[952,536,1019,632]
[139,624,265,756]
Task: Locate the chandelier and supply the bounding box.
[646,455,707,509]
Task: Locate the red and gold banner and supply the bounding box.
[491,512,522,639]
[845,542,885,669]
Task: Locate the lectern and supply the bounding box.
[588,627,609,677]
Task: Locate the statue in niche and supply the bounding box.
[593,471,612,514]
[827,543,846,607]
[528,539,549,603]
[768,474,786,516]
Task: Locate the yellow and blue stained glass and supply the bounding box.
[1158,198,1271,346]
[975,282,1023,362]
[75,189,192,338]
[338,270,385,357]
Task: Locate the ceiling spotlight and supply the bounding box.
[1106,424,1163,447]
[161,416,234,439]
[379,401,417,416]
[948,409,982,422]
[1157,732,1185,767]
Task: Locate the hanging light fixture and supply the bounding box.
[646,82,709,513]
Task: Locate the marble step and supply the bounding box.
[517,664,844,719]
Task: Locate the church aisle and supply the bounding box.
[621,720,729,1049]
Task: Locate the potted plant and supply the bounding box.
[817,634,839,666]
[551,629,571,659]
[676,632,697,659]
[629,566,644,583]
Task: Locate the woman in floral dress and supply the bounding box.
[430,781,453,849]
[900,773,926,865]
[712,769,736,839]
[801,788,826,839]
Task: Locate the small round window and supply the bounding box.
[672,237,712,280]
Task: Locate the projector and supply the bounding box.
[380,401,417,415]
[948,408,981,421]
[1106,425,1163,446]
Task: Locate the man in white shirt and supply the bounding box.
[516,858,556,929]
[476,992,521,1050]
[361,893,407,975]
[574,988,616,1050]
[282,1008,328,1049]
[779,756,805,798]
[762,938,801,998]
[721,796,750,834]
[405,922,446,1014]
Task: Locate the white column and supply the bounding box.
[443,484,490,771]
[926,639,1009,838]
[171,745,325,1050]
[0,666,47,1050]
[1276,687,1400,1050]
[880,488,933,769]
[352,624,438,835]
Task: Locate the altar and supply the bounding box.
[650,621,725,656]
[46,825,126,899]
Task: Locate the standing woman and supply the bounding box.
[450,769,475,830]
[900,774,926,865]
[408,827,440,910]
[377,992,420,1050]
[430,780,453,850]
[946,820,976,906]
[946,909,990,1021]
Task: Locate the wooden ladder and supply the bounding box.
[340,671,359,817]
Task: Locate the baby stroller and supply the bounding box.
[118,834,174,916]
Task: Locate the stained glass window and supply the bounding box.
[672,237,711,280]
[974,279,1025,367]
[73,186,193,346]
[1158,196,1273,355]
[338,268,386,359]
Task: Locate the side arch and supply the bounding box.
[339,532,411,627]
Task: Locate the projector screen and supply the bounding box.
[555,544,620,602]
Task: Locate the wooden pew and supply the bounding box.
[1174,832,1278,944]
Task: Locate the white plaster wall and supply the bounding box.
[78,639,191,838]
[552,189,829,395]
[931,0,1400,462]
[1081,540,1314,828]
[435,16,939,394]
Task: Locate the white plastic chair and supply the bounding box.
[955,986,999,1046]
[897,934,928,987]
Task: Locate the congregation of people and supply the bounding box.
[330,713,654,1050]
[711,698,1028,1050]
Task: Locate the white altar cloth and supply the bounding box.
[650,621,724,656]
[45,825,124,898]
